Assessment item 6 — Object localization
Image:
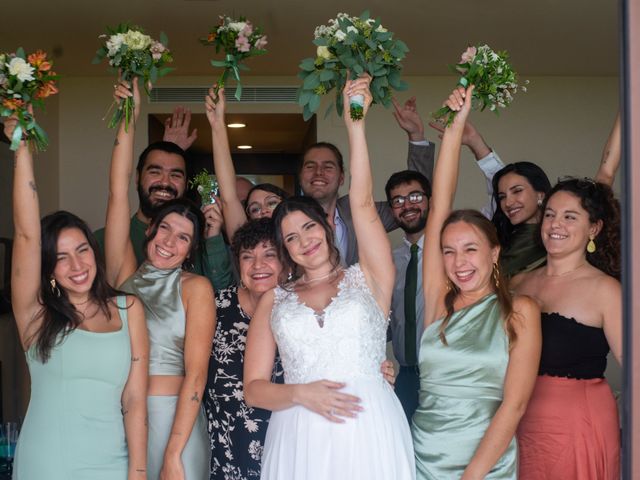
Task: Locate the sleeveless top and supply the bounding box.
[500,223,546,278]
[270,264,387,384]
[538,312,609,379]
[121,262,186,376]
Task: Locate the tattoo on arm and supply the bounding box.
[114,137,120,146]
[131,356,140,362]
[144,416,148,427]
[190,392,200,402]
[28,180,37,193]
[121,407,129,415]
[135,468,146,473]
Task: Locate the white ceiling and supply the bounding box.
[0,0,620,78]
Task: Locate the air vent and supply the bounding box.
[149,86,299,103]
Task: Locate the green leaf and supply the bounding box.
[324,101,335,119]
[352,63,364,75]
[298,89,313,106]
[319,69,334,81]
[158,67,174,77]
[303,71,320,89]
[160,31,169,47]
[302,103,314,121]
[359,10,370,21]
[308,94,321,113]
[299,58,316,72]
[313,37,328,47]
[375,31,392,42]
[16,47,25,59]
[395,40,409,53]
[149,66,158,83]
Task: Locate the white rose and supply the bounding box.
[228,21,247,32]
[346,26,358,35]
[334,30,346,41]
[106,33,125,56]
[316,46,332,60]
[8,57,35,82]
[376,25,388,33]
[123,30,152,51]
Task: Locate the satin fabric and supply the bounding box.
[412,294,517,479]
[121,262,186,376]
[500,223,546,278]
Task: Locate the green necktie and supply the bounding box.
[404,243,419,366]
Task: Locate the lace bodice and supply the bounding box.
[271,264,388,384]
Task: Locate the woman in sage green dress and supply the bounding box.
[414,86,542,479]
[6,116,148,479]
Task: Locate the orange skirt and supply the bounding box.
[517,375,620,480]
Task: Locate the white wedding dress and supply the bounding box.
[260,264,415,480]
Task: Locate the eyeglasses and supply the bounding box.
[390,191,427,209]
[246,195,282,217]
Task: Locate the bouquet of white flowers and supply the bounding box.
[190,170,219,206]
[93,24,173,131]
[298,11,409,121]
[433,45,527,126]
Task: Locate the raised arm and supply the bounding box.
[594,112,621,186]
[104,79,140,287]
[344,76,394,313]
[160,275,215,478]
[422,86,474,327]
[120,295,149,479]
[462,295,541,479]
[205,86,248,241]
[7,117,44,348]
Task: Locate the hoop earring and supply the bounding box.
[587,236,597,254]
[492,263,501,289]
[239,280,247,290]
[50,278,61,298]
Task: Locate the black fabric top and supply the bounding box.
[539,312,610,379]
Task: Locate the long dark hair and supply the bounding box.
[491,162,551,248]
[246,183,290,205]
[440,209,516,347]
[34,211,122,362]
[143,198,206,268]
[271,196,340,285]
[543,179,621,279]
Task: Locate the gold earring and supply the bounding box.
[587,236,596,254]
[492,263,500,289]
[50,278,61,298]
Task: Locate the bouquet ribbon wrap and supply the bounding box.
[211,54,243,101]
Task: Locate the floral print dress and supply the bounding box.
[205,286,284,480]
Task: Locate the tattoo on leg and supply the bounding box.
[190,392,199,402]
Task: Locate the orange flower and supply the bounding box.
[2,98,25,111]
[27,50,51,71]
[207,32,217,43]
[35,81,58,99]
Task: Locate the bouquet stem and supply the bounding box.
[349,94,364,121]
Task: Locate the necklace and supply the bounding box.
[544,262,587,277]
[301,267,343,285]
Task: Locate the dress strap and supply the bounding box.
[116,294,129,328]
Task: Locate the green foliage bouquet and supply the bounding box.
[0,48,58,151]
[297,11,409,121]
[201,16,268,101]
[433,44,527,126]
[93,24,174,131]
[190,170,219,206]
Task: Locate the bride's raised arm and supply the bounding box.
[344,76,394,314]
[104,79,140,287]
[422,86,474,327]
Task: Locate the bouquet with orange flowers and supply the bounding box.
[201,16,267,101]
[0,48,59,151]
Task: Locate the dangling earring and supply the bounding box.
[287,271,294,282]
[587,236,597,254]
[492,263,501,289]
[50,278,61,298]
[537,198,543,207]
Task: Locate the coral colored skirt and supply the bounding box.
[517,375,620,480]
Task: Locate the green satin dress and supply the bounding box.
[412,294,517,479]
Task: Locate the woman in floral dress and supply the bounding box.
[204,219,284,479]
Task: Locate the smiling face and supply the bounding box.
[280,210,331,270]
[137,150,187,217]
[441,221,499,295]
[246,189,283,220]
[497,172,544,226]
[389,180,429,234]
[146,212,195,269]
[541,190,601,257]
[238,241,282,294]
[53,227,97,298]
[299,147,344,204]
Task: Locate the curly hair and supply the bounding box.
[231,218,277,273]
[542,179,620,279]
[271,196,341,285]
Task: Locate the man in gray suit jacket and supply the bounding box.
[299,97,435,266]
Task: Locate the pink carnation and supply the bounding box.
[235,35,251,52]
[460,46,477,64]
[241,22,254,37]
[254,35,268,49]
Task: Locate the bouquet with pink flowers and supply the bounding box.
[433,45,527,126]
[0,48,59,151]
[93,23,173,131]
[201,16,268,101]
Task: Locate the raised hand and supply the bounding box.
[443,85,474,130]
[205,85,225,130]
[114,77,141,123]
[163,106,198,150]
[201,195,224,238]
[392,96,425,142]
[296,380,363,423]
[429,118,491,160]
[343,73,373,126]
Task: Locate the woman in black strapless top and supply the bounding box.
[512,178,621,480]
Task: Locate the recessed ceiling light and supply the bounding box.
[227,123,246,128]
[237,145,253,150]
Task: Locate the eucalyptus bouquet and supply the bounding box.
[433,45,527,126]
[297,11,409,121]
[201,16,268,101]
[0,48,58,151]
[190,170,219,206]
[93,24,173,131]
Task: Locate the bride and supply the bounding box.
[243,76,415,480]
